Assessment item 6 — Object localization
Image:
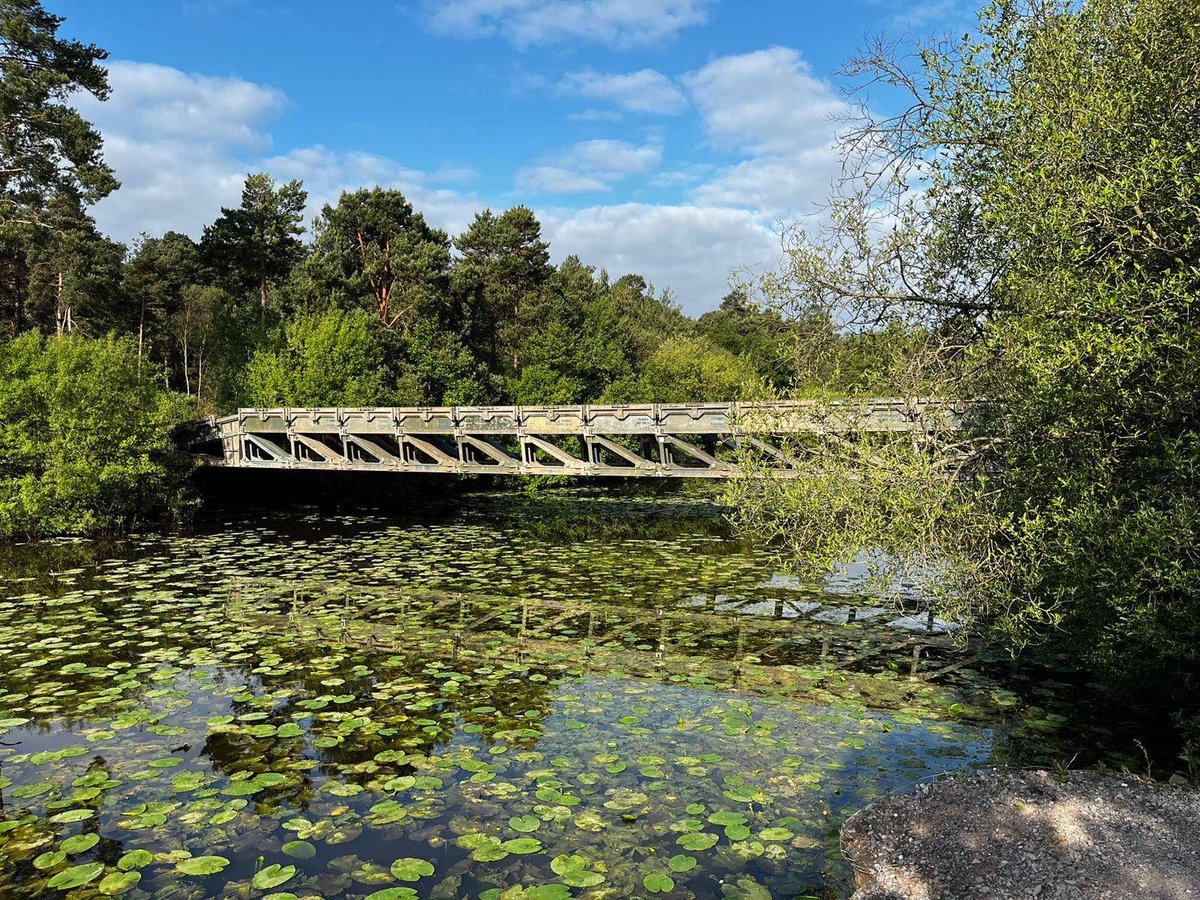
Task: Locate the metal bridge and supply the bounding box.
[189,399,970,478]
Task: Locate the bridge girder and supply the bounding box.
[188,400,972,478]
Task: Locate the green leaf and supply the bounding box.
[117,849,155,871]
[282,840,316,859]
[389,857,434,881]
[677,832,718,851]
[252,864,297,889]
[98,871,141,895]
[33,849,66,870]
[47,862,105,890]
[176,855,231,876]
[643,873,675,893]
[62,832,100,854]
[508,814,540,833]
[668,854,697,872]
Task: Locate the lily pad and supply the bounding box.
[389,857,435,881]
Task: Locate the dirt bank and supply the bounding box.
[841,769,1200,899]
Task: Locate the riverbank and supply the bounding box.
[842,769,1200,899]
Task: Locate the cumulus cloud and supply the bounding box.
[541,203,780,313]
[684,46,846,155]
[516,139,663,194]
[76,61,482,242]
[679,47,847,216]
[424,0,715,49]
[558,68,688,115]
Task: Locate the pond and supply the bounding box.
[0,487,1150,899]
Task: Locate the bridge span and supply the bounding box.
[189,399,970,478]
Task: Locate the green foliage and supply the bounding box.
[0,331,194,537]
[244,307,391,408]
[308,188,451,332]
[605,336,765,403]
[201,174,307,311]
[740,0,1200,702]
[966,0,1200,675]
[0,0,117,230]
[390,315,490,406]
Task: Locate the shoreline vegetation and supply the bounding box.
[0,0,1198,890]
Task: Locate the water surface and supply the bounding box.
[0,489,1135,899]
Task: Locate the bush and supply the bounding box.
[603,337,765,403]
[0,332,195,537]
[244,307,390,408]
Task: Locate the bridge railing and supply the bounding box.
[188,399,976,478]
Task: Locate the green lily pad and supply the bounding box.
[98,871,141,895]
[669,854,697,872]
[176,855,231,876]
[117,849,155,871]
[677,832,718,851]
[62,832,100,854]
[282,840,316,859]
[389,857,434,881]
[644,873,675,893]
[508,814,540,833]
[33,849,66,870]
[47,862,105,890]
[252,864,297,889]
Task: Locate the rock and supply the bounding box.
[841,769,1200,900]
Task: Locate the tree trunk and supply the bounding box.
[182,330,191,396]
[55,270,64,336]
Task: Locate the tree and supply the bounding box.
[0,0,117,231]
[172,283,225,398]
[201,173,307,313]
[607,273,691,366]
[308,188,451,332]
[0,331,193,538]
[507,256,634,404]
[454,206,552,374]
[24,195,124,335]
[695,290,794,389]
[604,336,763,404]
[740,0,1200,699]
[244,307,391,408]
[122,231,203,379]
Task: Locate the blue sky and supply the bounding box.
[58,0,973,312]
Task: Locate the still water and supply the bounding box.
[0,488,1141,899]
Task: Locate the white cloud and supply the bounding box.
[677,47,848,217]
[684,46,846,155]
[541,203,780,313]
[424,0,715,48]
[517,139,662,194]
[690,147,840,212]
[77,61,482,242]
[558,68,688,115]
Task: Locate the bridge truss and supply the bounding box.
[190,400,970,478]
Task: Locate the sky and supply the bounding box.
[54,0,974,314]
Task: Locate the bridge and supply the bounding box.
[189,399,971,478]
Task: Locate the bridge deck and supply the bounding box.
[190,400,970,478]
